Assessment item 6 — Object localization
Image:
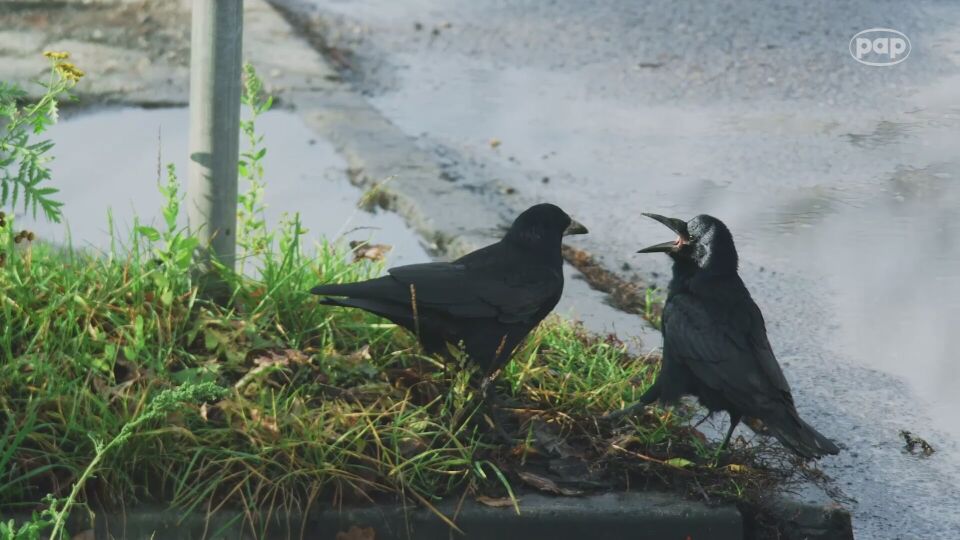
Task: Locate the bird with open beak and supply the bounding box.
[606,212,839,459]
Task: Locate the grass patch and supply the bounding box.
[0,207,804,536]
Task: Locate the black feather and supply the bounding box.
[311,203,585,374]
[616,214,839,459]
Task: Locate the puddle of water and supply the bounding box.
[556,264,662,353]
[21,107,430,267]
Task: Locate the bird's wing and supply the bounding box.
[663,289,794,413]
[388,262,562,323]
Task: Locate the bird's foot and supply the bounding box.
[692,411,715,429]
[601,402,647,424]
[483,412,519,445]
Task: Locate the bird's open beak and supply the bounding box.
[563,218,589,236]
[637,213,688,253]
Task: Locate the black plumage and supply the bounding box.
[607,213,839,459]
[311,203,587,375]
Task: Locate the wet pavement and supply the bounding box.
[299,0,960,537]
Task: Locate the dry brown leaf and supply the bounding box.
[250,408,280,437]
[531,419,584,459]
[336,525,375,540]
[251,349,308,369]
[475,495,517,508]
[350,241,393,262]
[517,471,583,496]
[347,345,372,363]
[236,349,309,390]
[397,436,428,458]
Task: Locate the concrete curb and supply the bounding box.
[35,492,741,540]
[764,497,853,540]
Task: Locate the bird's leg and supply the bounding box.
[601,383,660,423]
[721,413,741,449]
[601,401,648,422]
[479,370,515,443]
[713,413,740,461]
[692,411,715,429]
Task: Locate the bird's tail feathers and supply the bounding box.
[313,295,350,308]
[769,414,840,459]
[311,283,365,297]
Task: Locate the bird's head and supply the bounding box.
[636,213,738,272]
[504,203,588,249]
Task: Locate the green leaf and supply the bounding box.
[136,226,161,242]
[664,457,694,468]
[203,329,221,351]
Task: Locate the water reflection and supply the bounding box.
[22,107,431,267]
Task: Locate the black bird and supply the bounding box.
[311,203,587,375]
[606,213,839,459]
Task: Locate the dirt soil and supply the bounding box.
[0,1,190,104]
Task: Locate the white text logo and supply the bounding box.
[850,28,911,66]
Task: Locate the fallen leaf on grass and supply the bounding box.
[725,463,750,474]
[349,345,373,362]
[235,349,310,390]
[531,419,584,459]
[336,525,375,540]
[397,436,428,458]
[250,408,280,437]
[517,471,583,496]
[475,495,518,508]
[664,457,694,469]
[197,399,238,425]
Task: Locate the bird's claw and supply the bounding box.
[601,403,645,424]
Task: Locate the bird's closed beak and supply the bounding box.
[563,218,589,236]
[637,213,688,253]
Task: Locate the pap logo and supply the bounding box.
[849,28,911,66]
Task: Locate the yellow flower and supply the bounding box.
[43,51,70,60]
[55,62,85,82]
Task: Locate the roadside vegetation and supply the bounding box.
[1,56,805,539]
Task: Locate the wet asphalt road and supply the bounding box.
[298,0,960,537]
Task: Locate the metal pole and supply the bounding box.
[187,0,243,294]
